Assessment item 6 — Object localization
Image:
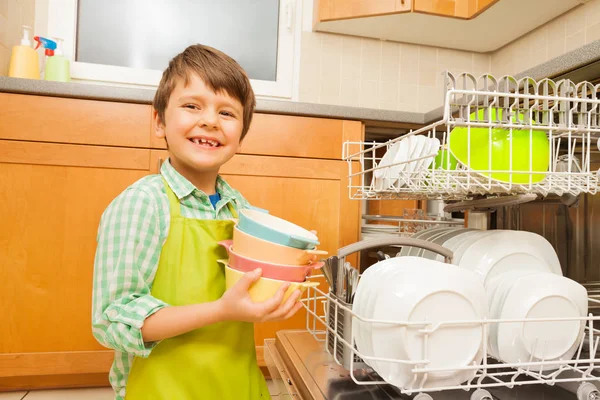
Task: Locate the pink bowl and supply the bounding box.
[218,240,323,282]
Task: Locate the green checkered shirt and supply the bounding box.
[92,159,251,399]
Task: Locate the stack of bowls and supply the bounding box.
[220,209,326,303]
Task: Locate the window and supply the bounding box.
[47,0,300,98]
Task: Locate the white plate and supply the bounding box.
[414,137,441,172]
[496,273,587,370]
[413,228,456,258]
[353,257,402,365]
[368,258,487,389]
[421,228,474,261]
[459,230,563,283]
[403,227,452,256]
[449,230,495,266]
[485,270,540,357]
[373,141,402,191]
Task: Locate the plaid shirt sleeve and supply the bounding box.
[92,186,169,358]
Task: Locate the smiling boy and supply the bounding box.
[92,44,302,400]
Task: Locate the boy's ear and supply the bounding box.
[153,109,166,139]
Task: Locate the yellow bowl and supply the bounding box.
[233,227,328,265]
[222,262,319,304]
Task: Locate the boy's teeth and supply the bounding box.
[191,138,219,147]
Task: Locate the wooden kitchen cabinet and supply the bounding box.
[315,0,498,22]
[0,93,363,391]
[316,0,411,22]
[0,140,151,390]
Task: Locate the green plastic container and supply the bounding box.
[45,55,70,82]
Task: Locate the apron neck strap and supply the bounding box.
[162,178,182,218]
[162,177,240,219]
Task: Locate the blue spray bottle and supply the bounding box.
[33,36,57,79]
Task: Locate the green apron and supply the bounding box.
[125,179,270,400]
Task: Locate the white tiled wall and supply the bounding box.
[299,31,491,113]
[0,0,35,75]
[492,0,600,77]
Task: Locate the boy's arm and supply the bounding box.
[93,187,303,349]
[92,187,169,357]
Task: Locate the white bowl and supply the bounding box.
[361,257,487,389]
[495,273,587,370]
[459,230,562,283]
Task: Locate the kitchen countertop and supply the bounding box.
[1,40,599,126]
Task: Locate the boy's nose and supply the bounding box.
[199,110,218,130]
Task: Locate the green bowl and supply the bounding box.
[432,149,458,170]
[448,108,549,184]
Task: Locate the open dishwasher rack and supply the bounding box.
[344,72,600,201]
[301,238,600,400]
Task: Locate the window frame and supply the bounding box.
[47,0,301,99]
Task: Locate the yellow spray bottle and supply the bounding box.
[8,25,39,79]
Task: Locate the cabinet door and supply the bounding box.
[151,150,361,346]
[0,140,151,388]
[317,0,409,21]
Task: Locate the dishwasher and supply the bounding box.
[265,72,600,400]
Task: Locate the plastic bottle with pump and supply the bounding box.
[8,25,40,79]
[44,37,71,82]
[33,36,57,80]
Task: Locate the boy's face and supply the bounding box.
[155,73,244,175]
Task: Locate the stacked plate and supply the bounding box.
[396,228,587,371]
[373,135,440,191]
[220,209,326,303]
[353,256,488,389]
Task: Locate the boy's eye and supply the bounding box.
[184,104,199,110]
[220,111,235,117]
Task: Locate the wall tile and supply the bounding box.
[7,0,21,49]
[472,53,490,74]
[298,82,320,103]
[339,78,359,107]
[321,34,342,82]
[341,35,361,80]
[0,0,7,17]
[399,43,419,84]
[546,18,566,60]
[585,0,600,28]
[19,0,34,28]
[319,72,341,104]
[419,65,437,87]
[380,41,399,82]
[438,48,472,72]
[0,43,9,75]
[586,22,600,43]
[418,85,443,112]
[398,83,419,108]
[0,13,6,47]
[339,78,359,108]
[566,30,585,52]
[566,5,586,34]
[34,0,48,37]
[299,32,321,103]
[360,39,381,80]
[358,80,380,109]
[379,80,398,110]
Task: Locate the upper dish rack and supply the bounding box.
[344,72,600,200]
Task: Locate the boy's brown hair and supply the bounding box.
[153,44,256,140]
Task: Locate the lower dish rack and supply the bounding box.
[302,238,600,400]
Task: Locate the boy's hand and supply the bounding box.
[219,269,303,323]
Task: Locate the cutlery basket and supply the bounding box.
[323,237,454,371]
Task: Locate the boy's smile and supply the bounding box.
[154,73,244,192]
